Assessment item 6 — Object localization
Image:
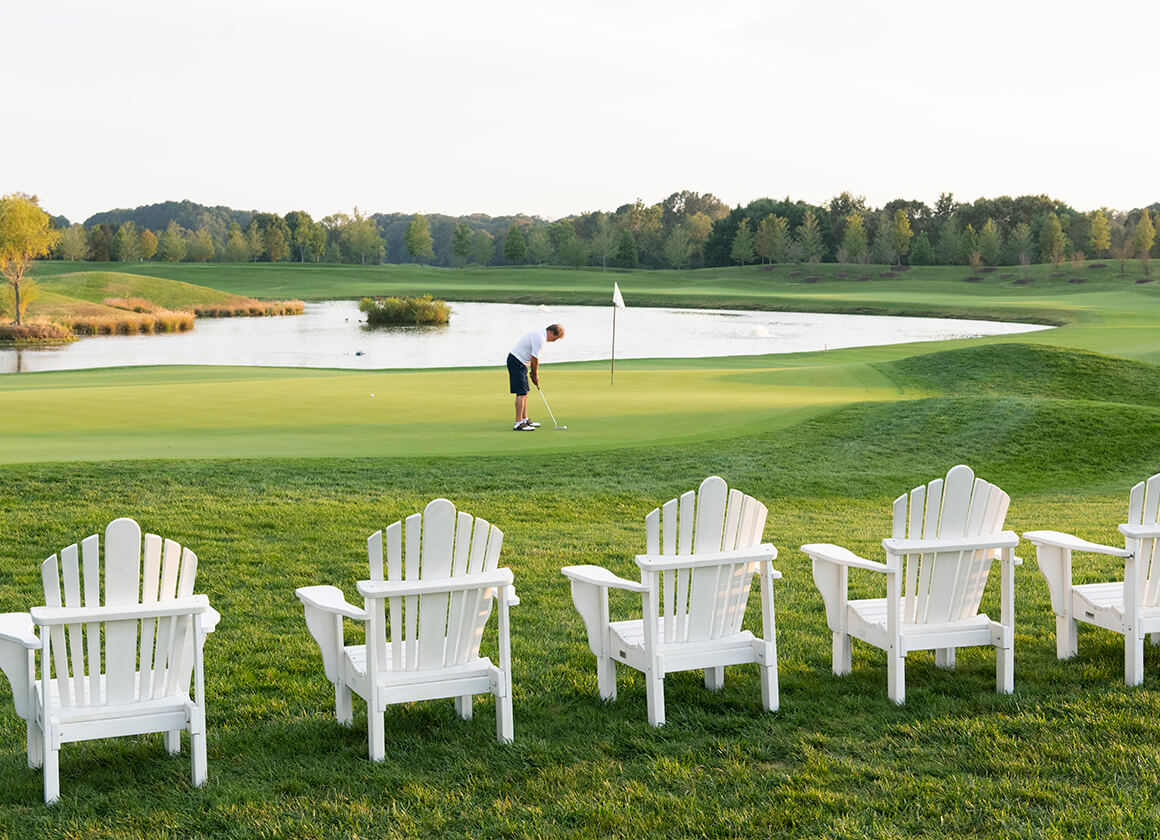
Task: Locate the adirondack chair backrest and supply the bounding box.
[39,517,199,708]
[1128,473,1160,607]
[366,498,504,672]
[891,464,1010,625]
[644,476,768,644]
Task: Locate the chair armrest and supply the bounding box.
[295,585,368,621]
[202,605,222,634]
[0,613,38,649]
[357,568,514,600]
[1023,529,1131,557]
[883,531,1019,555]
[561,564,648,593]
[1120,524,1160,541]
[31,594,210,626]
[801,543,892,573]
[635,544,777,572]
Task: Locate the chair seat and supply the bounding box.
[344,644,494,687]
[1074,582,1126,617]
[849,598,993,641]
[36,676,192,724]
[610,618,759,673]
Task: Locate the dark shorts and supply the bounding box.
[507,353,529,395]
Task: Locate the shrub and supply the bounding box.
[0,320,73,343]
[359,295,451,326]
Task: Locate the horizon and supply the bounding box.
[4,1,1159,224]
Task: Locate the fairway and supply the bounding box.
[3,264,1160,838]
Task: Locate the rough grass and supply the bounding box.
[359,294,451,325]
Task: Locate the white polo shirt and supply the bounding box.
[509,329,547,365]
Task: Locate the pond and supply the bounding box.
[0,301,1049,374]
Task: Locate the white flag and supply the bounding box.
[612,282,626,309]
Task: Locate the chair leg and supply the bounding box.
[935,648,956,669]
[832,631,851,676]
[996,644,1014,695]
[43,735,59,805]
[191,729,207,787]
[164,730,181,756]
[495,691,513,744]
[887,650,905,704]
[645,668,665,727]
[335,681,353,726]
[760,663,779,713]
[1056,615,1078,659]
[1126,632,1145,687]
[27,718,42,769]
[455,695,473,721]
[704,666,724,691]
[368,710,385,762]
[596,656,617,702]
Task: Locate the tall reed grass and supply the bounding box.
[195,299,305,317]
[64,308,195,335]
[359,294,451,326]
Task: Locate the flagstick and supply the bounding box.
[610,304,617,385]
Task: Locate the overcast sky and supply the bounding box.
[4,0,1158,224]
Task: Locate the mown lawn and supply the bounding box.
[2,264,1160,837]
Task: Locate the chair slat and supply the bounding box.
[151,539,183,698]
[168,547,199,694]
[384,522,402,672]
[722,489,743,551]
[60,544,88,705]
[418,500,455,669]
[661,500,677,555]
[445,513,474,665]
[367,530,384,581]
[81,534,102,704]
[645,508,660,556]
[41,554,73,707]
[404,512,421,670]
[139,534,162,701]
[694,476,728,554]
[938,465,975,539]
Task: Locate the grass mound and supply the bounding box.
[877,343,1160,407]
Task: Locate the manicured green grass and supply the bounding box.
[4,263,1160,836]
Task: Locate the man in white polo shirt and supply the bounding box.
[507,323,565,431]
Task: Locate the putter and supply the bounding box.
[536,386,566,430]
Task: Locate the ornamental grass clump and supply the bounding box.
[359,295,451,326]
[0,319,73,343]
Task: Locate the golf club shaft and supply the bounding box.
[537,386,561,427]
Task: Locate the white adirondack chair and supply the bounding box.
[803,465,1021,704]
[561,476,780,727]
[0,518,220,803]
[296,498,516,760]
[1026,472,1160,686]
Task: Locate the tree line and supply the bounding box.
[47,192,1160,269]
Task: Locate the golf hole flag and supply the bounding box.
[611,282,625,383]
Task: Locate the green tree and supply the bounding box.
[1040,213,1067,268]
[615,230,638,268]
[1131,209,1155,260]
[110,221,140,262]
[795,210,824,262]
[262,226,289,262]
[909,230,934,265]
[663,225,693,269]
[342,209,384,264]
[590,215,618,271]
[55,224,88,261]
[86,224,112,261]
[841,211,868,264]
[186,228,215,262]
[730,218,755,266]
[138,228,158,261]
[526,227,553,265]
[978,218,1002,266]
[0,193,60,325]
[685,211,715,265]
[502,224,527,264]
[551,220,585,267]
[958,224,979,265]
[889,209,913,267]
[471,229,494,266]
[753,215,776,264]
[873,215,897,266]
[223,224,251,262]
[157,221,187,262]
[1088,210,1111,259]
[1009,222,1034,264]
[936,217,961,264]
[403,214,435,265]
[284,211,325,263]
[451,222,473,266]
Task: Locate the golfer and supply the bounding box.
[507,323,564,431]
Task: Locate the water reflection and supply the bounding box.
[0,301,1049,374]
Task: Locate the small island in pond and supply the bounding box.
[359,295,450,326]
